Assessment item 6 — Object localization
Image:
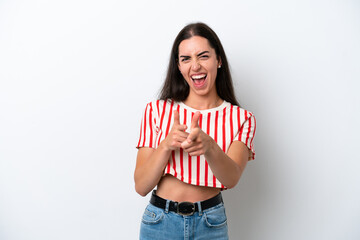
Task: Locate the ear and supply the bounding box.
[217,57,222,68]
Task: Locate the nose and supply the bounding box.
[191,60,201,71]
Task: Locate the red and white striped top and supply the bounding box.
[136,99,256,189]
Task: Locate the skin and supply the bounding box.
[134,36,250,202]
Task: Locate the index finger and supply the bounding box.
[173,110,180,125]
[191,111,200,129]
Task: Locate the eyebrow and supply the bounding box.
[179,51,210,58]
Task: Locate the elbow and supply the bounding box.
[135,182,150,197]
[135,185,147,197]
[136,189,148,197]
[224,180,238,189]
[134,172,149,197]
[223,167,242,189]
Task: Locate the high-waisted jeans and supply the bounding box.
[140,200,229,240]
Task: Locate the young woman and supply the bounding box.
[135,22,256,239]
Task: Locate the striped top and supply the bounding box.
[136,99,256,189]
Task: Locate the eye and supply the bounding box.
[181,57,190,62]
[200,55,209,59]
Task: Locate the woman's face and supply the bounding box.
[178,36,221,99]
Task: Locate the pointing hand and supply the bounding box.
[181,111,212,156]
[163,110,188,151]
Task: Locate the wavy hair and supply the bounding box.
[159,22,239,106]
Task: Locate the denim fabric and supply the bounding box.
[140,201,228,240]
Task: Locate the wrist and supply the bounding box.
[204,137,217,157]
[158,139,173,153]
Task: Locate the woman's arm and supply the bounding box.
[181,112,250,189]
[204,140,249,189]
[134,111,188,196]
[134,144,170,197]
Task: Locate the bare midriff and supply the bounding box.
[156,174,221,202]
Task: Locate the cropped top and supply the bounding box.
[136,99,256,189]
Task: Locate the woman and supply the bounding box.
[135,22,256,239]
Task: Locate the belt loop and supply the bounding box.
[165,200,170,213]
[197,202,202,216]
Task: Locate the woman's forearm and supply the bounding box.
[204,140,248,189]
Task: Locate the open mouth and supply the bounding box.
[191,74,207,87]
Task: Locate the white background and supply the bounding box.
[1,0,359,239]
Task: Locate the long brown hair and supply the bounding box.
[159,22,240,106]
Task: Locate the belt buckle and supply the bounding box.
[177,201,195,216]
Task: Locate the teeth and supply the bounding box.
[191,74,206,80]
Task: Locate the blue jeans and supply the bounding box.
[140,201,229,240]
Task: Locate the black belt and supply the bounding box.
[150,190,223,216]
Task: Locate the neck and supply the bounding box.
[183,94,223,110]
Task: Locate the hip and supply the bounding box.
[140,190,228,240]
